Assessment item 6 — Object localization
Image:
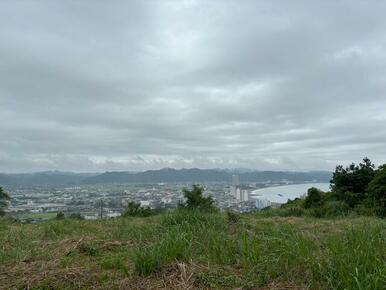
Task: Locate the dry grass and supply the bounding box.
[0,260,98,289]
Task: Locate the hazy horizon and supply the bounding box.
[1,1,386,172]
[0,167,333,175]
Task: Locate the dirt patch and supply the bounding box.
[119,262,205,290]
[38,238,134,257]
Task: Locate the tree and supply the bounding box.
[304,187,324,209]
[56,212,65,219]
[181,184,214,211]
[367,164,386,217]
[69,213,84,220]
[124,201,155,217]
[0,187,10,216]
[330,157,375,207]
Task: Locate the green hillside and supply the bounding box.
[0,211,385,289]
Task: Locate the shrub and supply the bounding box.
[55,212,65,219]
[69,213,84,220]
[304,187,324,209]
[330,158,375,207]
[280,206,304,217]
[123,201,155,217]
[281,197,304,208]
[367,165,386,217]
[179,184,215,211]
[0,187,10,216]
[308,201,350,218]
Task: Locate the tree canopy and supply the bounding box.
[123,201,155,217]
[180,184,214,211]
[304,187,324,209]
[367,165,386,217]
[330,157,375,207]
[0,187,10,216]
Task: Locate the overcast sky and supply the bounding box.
[1,0,386,173]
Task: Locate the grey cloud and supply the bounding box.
[1,0,386,173]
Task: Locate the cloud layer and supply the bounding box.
[1,0,386,172]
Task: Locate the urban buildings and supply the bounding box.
[231,174,249,202]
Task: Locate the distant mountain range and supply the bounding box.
[0,168,332,186]
[0,171,97,186]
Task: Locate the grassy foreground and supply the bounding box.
[0,211,385,289]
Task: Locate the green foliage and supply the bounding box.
[367,165,386,217]
[281,197,304,208]
[55,212,65,220]
[0,187,10,216]
[331,157,375,207]
[180,184,215,211]
[279,197,306,216]
[69,213,84,220]
[123,201,156,217]
[304,187,324,209]
[279,158,385,218]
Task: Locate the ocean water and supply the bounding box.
[250,183,330,204]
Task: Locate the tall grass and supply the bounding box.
[313,220,386,290]
[1,213,385,289]
[131,211,386,289]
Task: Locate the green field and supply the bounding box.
[0,211,385,289]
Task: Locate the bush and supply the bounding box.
[281,197,304,208]
[304,187,324,209]
[69,213,84,220]
[0,187,10,216]
[123,201,156,217]
[308,201,350,218]
[330,158,375,207]
[55,212,65,219]
[367,165,386,217]
[180,184,215,211]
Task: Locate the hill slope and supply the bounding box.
[0,212,384,289]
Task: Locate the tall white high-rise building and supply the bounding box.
[231,174,242,201]
[242,190,249,202]
[255,198,271,209]
[236,188,241,200]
